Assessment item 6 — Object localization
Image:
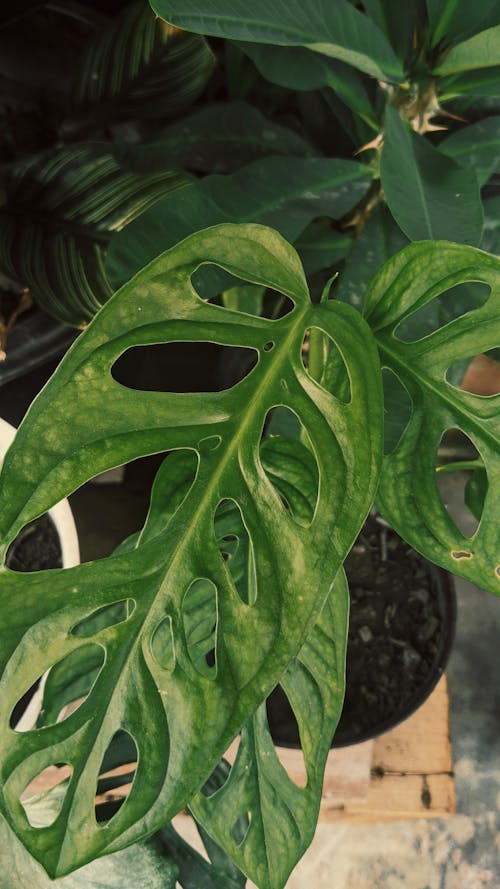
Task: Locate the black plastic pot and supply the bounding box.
[267,515,457,749]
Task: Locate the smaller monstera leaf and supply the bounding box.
[190,569,348,889]
[0,224,382,879]
[68,1,215,124]
[0,146,189,326]
[364,240,500,594]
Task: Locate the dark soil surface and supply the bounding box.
[5,513,62,571]
[267,513,455,747]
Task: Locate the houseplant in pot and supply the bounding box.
[0,2,499,888]
[0,223,498,889]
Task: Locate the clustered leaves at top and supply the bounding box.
[0,2,500,889]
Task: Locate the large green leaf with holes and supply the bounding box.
[364,240,500,594]
[68,1,214,124]
[0,224,382,881]
[0,146,189,327]
[149,0,404,82]
[191,570,347,889]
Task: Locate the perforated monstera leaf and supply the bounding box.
[0,224,382,880]
[364,241,500,594]
[190,571,348,889]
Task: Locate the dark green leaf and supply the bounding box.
[439,66,500,100]
[114,101,315,175]
[0,223,382,877]
[161,820,246,889]
[380,105,483,245]
[365,240,500,593]
[434,24,500,75]
[295,223,352,276]
[105,157,372,288]
[439,115,500,184]
[336,204,409,310]
[363,0,426,58]
[0,146,189,326]
[426,0,500,48]
[68,2,215,124]
[149,0,404,82]
[238,44,378,129]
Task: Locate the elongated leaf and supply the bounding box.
[380,105,483,245]
[105,157,371,288]
[434,24,500,75]
[295,223,352,277]
[238,44,378,129]
[68,2,215,123]
[336,204,408,310]
[364,240,500,594]
[363,0,426,58]
[426,0,500,48]
[439,115,500,185]
[114,101,315,175]
[150,0,404,82]
[439,66,500,100]
[0,224,382,878]
[161,820,245,889]
[191,572,346,889]
[0,146,189,326]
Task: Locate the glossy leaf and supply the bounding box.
[105,156,372,289]
[114,101,315,175]
[364,240,500,594]
[439,66,500,100]
[0,146,189,327]
[439,115,500,185]
[434,24,500,75]
[68,1,215,123]
[0,224,382,877]
[191,572,348,889]
[238,44,378,129]
[380,105,483,246]
[426,0,500,48]
[149,0,404,82]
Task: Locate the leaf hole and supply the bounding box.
[21,765,73,828]
[231,811,251,846]
[260,410,320,527]
[214,500,257,605]
[263,340,275,352]
[301,327,351,403]
[200,753,236,799]
[95,731,138,824]
[11,643,105,731]
[382,367,412,455]
[266,685,307,788]
[395,282,491,343]
[71,599,136,637]
[261,289,295,320]
[436,429,483,537]
[448,353,500,396]
[111,342,258,392]
[182,578,218,678]
[150,616,176,672]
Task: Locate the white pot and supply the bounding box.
[0,417,80,730]
[0,417,80,570]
